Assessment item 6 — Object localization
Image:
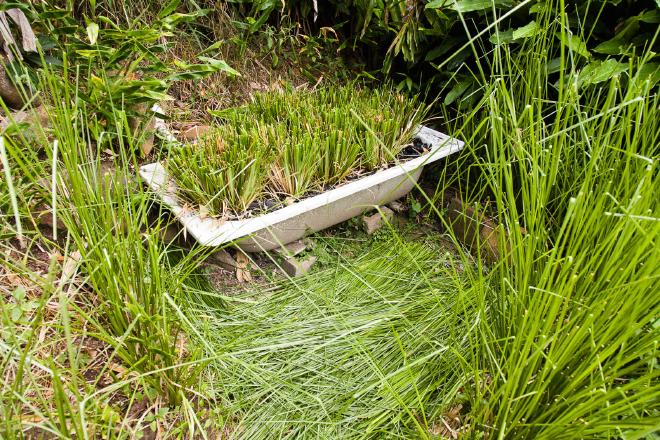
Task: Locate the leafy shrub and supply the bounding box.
[231,0,660,104]
[23,2,238,151]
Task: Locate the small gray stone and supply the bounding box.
[387,199,406,213]
[207,249,237,271]
[362,206,394,235]
[274,239,307,257]
[280,255,317,277]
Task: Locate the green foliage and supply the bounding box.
[1,1,658,437]
[27,2,238,150]
[169,126,273,214]
[232,0,660,105]
[433,5,660,436]
[167,84,426,216]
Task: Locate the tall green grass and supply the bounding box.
[434,3,660,437]
[1,60,216,436]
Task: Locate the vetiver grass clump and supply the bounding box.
[167,84,426,217]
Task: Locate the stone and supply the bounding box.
[280,255,317,277]
[181,125,212,141]
[446,196,480,248]
[446,196,503,264]
[479,219,502,264]
[362,206,394,235]
[0,57,25,109]
[387,199,407,213]
[35,203,67,232]
[207,249,237,271]
[274,239,307,257]
[0,105,50,137]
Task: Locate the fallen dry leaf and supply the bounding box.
[199,204,210,220]
[60,250,82,286]
[235,251,252,283]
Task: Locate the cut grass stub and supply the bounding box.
[166,84,428,219]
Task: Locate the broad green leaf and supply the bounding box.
[137,90,174,101]
[198,57,240,76]
[161,10,209,30]
[513,21,540,40]
[200,40,224,55]
[489,29,513,44]
[560,33,591,58]
[578,59,628,86]
[636,62,660,84]
[444,79,471,105]
[529,2,548,14]
[169,58,240,81]
[546,57,562,74]
[452,0,513,13]
[86,22,99,45]
[594,38,625,55]
[425,0,448,8]
[489,22,539,45]
[638,9,660,23]
[158,0,181,18]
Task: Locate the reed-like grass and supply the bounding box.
[167,84,426,216]
[430,2,660,437]
[2,57,218,437]
[168,125,273,214]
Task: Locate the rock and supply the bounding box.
[0,56,25,109]
[1,105,50,137]
[362,206,394,235]
[274,239,307,257]
[387,199,407,213]
[446,196,502,264]
[446,197,480,248]
[35,203,67,232]
[181,125,212,142]
[280,255,317,277]
[207,249,237,271]
[479,219,502,264]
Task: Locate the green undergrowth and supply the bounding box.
[167,84,427,216]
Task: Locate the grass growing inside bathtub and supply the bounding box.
[166,84,427,217]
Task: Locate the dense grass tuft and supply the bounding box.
[167,84,426,216]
